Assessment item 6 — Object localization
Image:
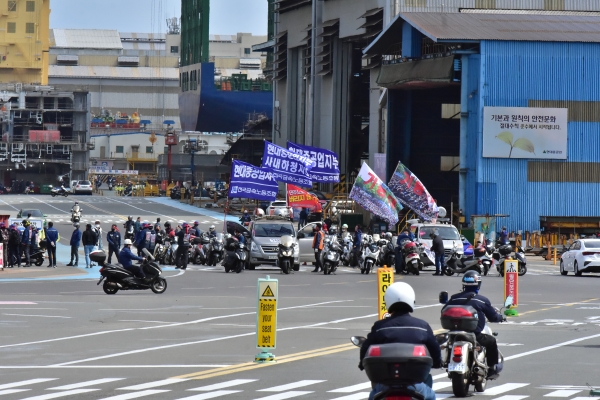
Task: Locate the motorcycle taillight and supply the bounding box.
[99,267,104,273]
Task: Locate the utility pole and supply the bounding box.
[184,138,199,187]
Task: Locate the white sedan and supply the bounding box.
[560,239,600,276]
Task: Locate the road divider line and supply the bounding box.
[519,297,599,316]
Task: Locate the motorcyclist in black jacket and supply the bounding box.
[360,282,441,400]
[445,270,506,378]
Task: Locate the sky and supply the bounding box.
[50,0,268,36]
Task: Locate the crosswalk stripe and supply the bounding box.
[48,378,125,390]
[328,382,371,393]
[432,382,452,391]
[118,379,189,390]
[189,379,258,391]
[98,390,170,400]
[19,389,99,400]
[0,379,57,390]
[253,392,313,400]
[259,380,325,392]
[0,389,30,395]
[483,383,529,395]
[544,390,583,397]
[174,391,242,400]
[490,396,528,400]
[329,393,369,400]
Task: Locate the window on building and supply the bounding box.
[7,22,16,34]
[146,146,154,154]
[244,48,251,55]
[26,1,35,12]
[25,23,35,34]
[8,1,16,12]
[115,146,124,153]
[441,104,461,119]
[440,156,460,172]
[170,46,179,53]
[164,146,168,154]
[404,0,426,6]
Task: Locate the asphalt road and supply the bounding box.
[0,194,599,400]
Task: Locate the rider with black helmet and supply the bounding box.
[445,271,506,377]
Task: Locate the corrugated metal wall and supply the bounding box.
[396,0,600,12]
[470,40,600,231]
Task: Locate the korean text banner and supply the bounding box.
[287,142,340,183]
[229,160,278,201]
[388,162,438,221]
[287,184,322,211]
[262,141,315,187]
[482,106,568,159]
[349,163,402,225]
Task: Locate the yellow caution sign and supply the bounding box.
[257,277,278,351]
[377,268,394,319]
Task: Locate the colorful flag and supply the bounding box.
[349,163,403,225]
[287,184,322,212]
[262,141,315,187]
[287,142,340,183]
[387,162,438,221]
[228,160,278,201]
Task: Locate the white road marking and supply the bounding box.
[3,314,71,319]
[19,389,99,399]
[432,382,452,390]
[544,389,583,397]
[97,390,170,400]
[328,382,371,393]
[0,379,57,390]
[259,380,325,392]
[48,378,125,390]
[253,392,313,400]
[504,333,600,361]
[489,397,528,400]
[119,320,178,324]
[189,379,258,391]
[175,391,242,400]
[118,378,189,390]
[0,365,231,369]
[481,383,529,395]
[329,393,370,400]
[0,389,30,395]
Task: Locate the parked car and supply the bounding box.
[560,239,600,276]
[412,223,463,258]
[16,209,47,228]
[296,221,340,263]
[268,201,290,217]
[72,180,93,195]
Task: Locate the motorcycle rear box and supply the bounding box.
[363,343,433,385]
[89,251,107,263]
[192,237,203,245]
[473,247,486,257]
[498,245,512,256]
[440,305,479,332]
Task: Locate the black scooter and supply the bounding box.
[95,249,167,295]
[444,246,482,276]
[10,245,45,266]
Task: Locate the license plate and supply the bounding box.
[268,256,278,260]
[448,363,466,372]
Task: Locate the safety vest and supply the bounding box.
[312,231,324,250]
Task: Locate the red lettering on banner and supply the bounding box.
[364,173,379,189]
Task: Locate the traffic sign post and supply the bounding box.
[377,267,394,319]
[504,259,519,317]
[255,275,278,363]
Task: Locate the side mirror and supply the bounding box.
[297,232,305,239]
[350,336,367,347]
[43,214,47,218]
[439,291,449,304]
[504,295,513,309]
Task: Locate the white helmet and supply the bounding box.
[124,239,133,245]
[384,282,416,313]
[255,208,265,217]
[209,225,215,232]
[342,224,348,229]
[385,232,393,240]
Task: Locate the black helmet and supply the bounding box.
[164,221,171,228]
[462,270,482,291]
[128,216,133,220]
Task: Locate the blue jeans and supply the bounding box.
[369,379,436,400]
[435,253,445,273]
[84,245,95,267]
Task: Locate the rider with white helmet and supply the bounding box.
[208,225,217,238]
[359,282,441,400]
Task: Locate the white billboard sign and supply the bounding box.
[88,167,138,175]
[483,107,568,159]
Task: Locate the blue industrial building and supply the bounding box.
[365,11,600,233]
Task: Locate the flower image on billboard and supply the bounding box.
[482,107,568,159]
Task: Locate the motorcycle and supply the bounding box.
[340,234,353,267]
[377,239,396,268]
[50,186,69,197]
[322,237,341,275]
[351,335,434,400]
[444,245,483,276]
[71,205,82,223]
[11,245,45,266]
[277,235,296,274]
[124,225,135,241]
[437,292,512,397]
[95,249,167,295]
[165,239,178,265]
[206,233,225,266]
[123,186,133,197]
[493,244,527,276]
[108,181,113,191]
[361,236,380,275]
[192,235,209,265]
[402,241,422,275]
[224,239,247,274]
[153,241,168,264]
